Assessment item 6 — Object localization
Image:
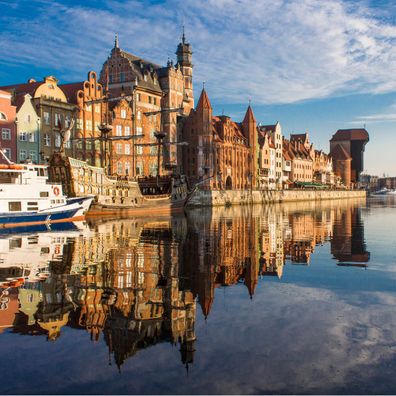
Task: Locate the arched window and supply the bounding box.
[0,112,7,121]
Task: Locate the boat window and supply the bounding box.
[9,202,22,212]
[40,191,49,197]
[27,202,39,211]
[41,247,50,254]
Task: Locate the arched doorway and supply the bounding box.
[225,176,233,190]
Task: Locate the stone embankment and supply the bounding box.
[186,189,366,207]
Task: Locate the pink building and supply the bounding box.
[0,90,17,163]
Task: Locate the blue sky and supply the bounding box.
[0,0,395,175]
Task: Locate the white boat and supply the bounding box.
[0,150,94,229]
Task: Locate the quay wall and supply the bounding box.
[186,189,366,207]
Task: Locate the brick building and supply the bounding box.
[0,89,17,163]
[99,33,193,176]
[181,88,257,190]
[330,128,369,185]
[60,71,105,167]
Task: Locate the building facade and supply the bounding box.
[0,76,76,163]
[15,93,40,163]
[181,89,257,190]
[99,33,194,176]
[0,89,17,163]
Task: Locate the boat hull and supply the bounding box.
[0,196,93,229]
[86,196,186,217]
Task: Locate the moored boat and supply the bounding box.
[0,151,94,228]
[48,152,190,216]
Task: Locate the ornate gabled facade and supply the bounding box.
[0,76,76,163]
[283,136,314,183]
[182,88,257,190]
[60,71,105,167]
[258,122,283,189]
[314,150,334,185]
[99,33,194,173]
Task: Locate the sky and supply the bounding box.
[0,0,395,175]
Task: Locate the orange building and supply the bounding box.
[99,33,193,176]
[60,71,105,167]
[182,89,257,190]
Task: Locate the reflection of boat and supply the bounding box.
[0,151,94,228]
[0,223,88,287]
[48,153,189,216]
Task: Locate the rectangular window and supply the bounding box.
[2,128,11,140]
[137,93,141,101]
[20,131,27,141]
[117,161,123,174]
[136,146,143,155]
[121,109,127,119]
[19,149,27,161]
[136,126,142,134]
[44,134,50,146]
[116,143,122,154]
[54,113,62,126]
[85,120,92,130]
[40,191,49,197]
[28,132,35,142]
[29,150,37,161]
[86,141,92,150]
[94,121,100,132]
[95,105,101,114]
[65,115,71,128]
[55,133,61,148]
[125,144,130,155]
[76,118,83,130]
[85,104,92,112]
[43,112,50,125]
[153,97,157,105]
[136,161,143,175]
[3,148,11,159]
[137,111,141,120]
[125,161,131,175]
[124,126,130,136]
[9,202,21,212]
[148,96,152,104]
[116,125,122,136]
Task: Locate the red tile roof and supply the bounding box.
[330,128,369,142]
[59,82,84,104]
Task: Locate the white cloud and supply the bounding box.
[349,102,396,124]
[1,0,396,104]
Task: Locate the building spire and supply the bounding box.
[182,25,186,44]
[114,33,119,48]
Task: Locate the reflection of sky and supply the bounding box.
[1,199,396,394]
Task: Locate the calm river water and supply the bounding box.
[0,196,395,394]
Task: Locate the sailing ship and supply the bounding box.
[48,150,190,216]
[0,149,93,229]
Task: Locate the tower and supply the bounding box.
[242,105,257,189]
[176,27,194,113]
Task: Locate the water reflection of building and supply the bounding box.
[331,205,370,263]
[0,199,370,368]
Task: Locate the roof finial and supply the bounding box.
[203,81,206,90]
[182,25,186,44]
[114,33,119,48]
[248,98,251,107]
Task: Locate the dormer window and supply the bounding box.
[0,112,6,121]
